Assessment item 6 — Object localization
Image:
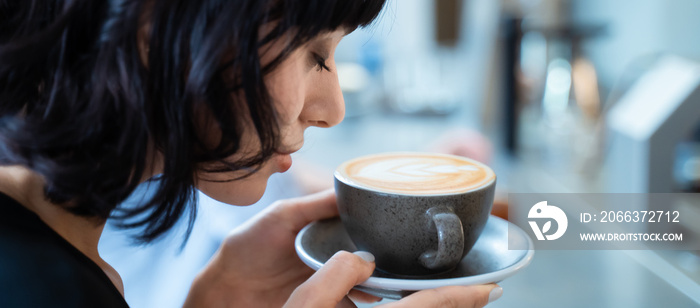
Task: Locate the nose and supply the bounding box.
[300,67,345,128]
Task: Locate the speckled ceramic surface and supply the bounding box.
[335,177,495,276]
[294,216,534,300]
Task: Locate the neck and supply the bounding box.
[0,165,124,295]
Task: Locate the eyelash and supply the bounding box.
[313,53,331,72]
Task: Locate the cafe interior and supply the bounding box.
[98,0,700,307]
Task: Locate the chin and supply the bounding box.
[196,172,270,206]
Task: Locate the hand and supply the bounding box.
[184,189,503,307]
[377,284,502,308]
[287,264,502,308]
[183,189,380,307]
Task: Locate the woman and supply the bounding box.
[0,0,502,307]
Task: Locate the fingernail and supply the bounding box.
[353,251,375,263]
[488,286,503,303]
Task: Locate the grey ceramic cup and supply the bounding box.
[335,154,495,276]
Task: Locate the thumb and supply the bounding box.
[285,251,376,308]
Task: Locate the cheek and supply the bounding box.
[266,63,306,123]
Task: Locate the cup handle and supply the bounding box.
[419,207,464,271]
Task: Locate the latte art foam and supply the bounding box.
[335,152,495,195]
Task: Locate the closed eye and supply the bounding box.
[312,53,331,72]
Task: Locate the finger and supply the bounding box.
[277,188,339,231]
[286,251,375,308]
[348,289,382,304]
[336,296,357,308]
[378,284,501,308]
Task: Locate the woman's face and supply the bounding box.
[196,29,346,205]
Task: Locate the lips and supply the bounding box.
[275,152,294,173]
[275,149,299,155]
[275,142,303,156]
[273,144,302,173]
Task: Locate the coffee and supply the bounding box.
[335,152,496,276]
[335,152,495,195]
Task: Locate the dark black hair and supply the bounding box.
[0,0,386,243]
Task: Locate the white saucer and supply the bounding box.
[294,215,534,299]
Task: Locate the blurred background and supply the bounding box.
[100,0,700,307]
